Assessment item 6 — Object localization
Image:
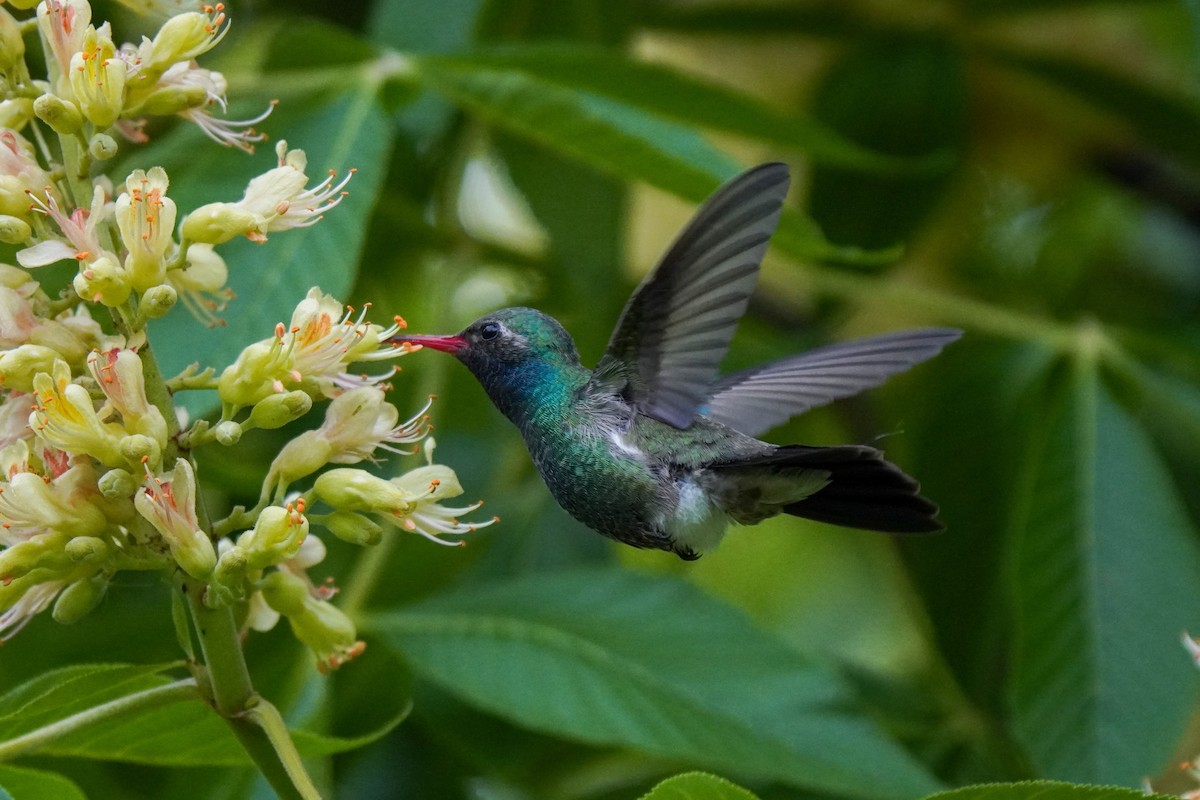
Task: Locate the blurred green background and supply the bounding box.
[4,0,1200,798]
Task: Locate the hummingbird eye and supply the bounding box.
[479,322,502,341]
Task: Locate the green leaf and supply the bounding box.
[0,765,86,800]
[0,663,406,766]
[979,45,1200,167]
[639,772,760,800]
[1009,360,1200,783]
[412,54,887,264]
[923,779,1178,800]
[436,47,922,172]
[0,662,182,740]
[364,568,941,799]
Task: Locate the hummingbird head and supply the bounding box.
[393,308,584,419]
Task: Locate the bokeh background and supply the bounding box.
[4,0,1200,798]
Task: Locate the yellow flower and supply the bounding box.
[30,359,128,467]
[68,25,127,128]
[116,167,176,291]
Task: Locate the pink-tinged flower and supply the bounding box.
[29,359,128,468]
[87,348,168,446]
[134,458,215,579]
[18,185,114,269]
[0,129,54,220]
[36,0,92,83]
[0,394,34,450]
[0,285,38,347]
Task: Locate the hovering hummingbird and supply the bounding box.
[394,163,960,560]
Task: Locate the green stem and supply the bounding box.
[0,679,198,761]
[244,700,324,800]
[184,581,314,800]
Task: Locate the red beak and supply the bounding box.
[391,333,468,354]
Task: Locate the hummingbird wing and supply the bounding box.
[592,163,791,429]
[703,328,962,437]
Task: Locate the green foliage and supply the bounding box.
[3,0,1199,798]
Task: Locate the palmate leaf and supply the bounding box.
[364,568,941,800]
[1009,360,1200,783]
[0,663,406,766]
[0,765,86,800]
[411,54,894,265]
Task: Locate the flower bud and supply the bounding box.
[98,467,138,499]
[313,468,410,514]
[65,536,110,564]
[0,215,31,245]
[33,93,83,135]
[268,431,332,487]
[89,133,118,161]
[209,545,248,607]
[134,83,209,116]
[0,344,61,392]
[261,569,365,673]
[322,510,382,546]
[0,99,33,130]
[141,284,177,318]
[53,572,110,624]
[120,434,161,468]
[0,8,25,75]
[248,390,312,430]
[213,419,241,446]
[237,505,308,570]
[73,254,132,307]
[181,202,259,245]
[0,264,31,289]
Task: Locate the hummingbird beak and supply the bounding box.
[391,333,468,354]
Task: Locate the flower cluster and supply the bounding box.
[0,0,492,673]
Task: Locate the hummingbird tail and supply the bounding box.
[755,445,943,533]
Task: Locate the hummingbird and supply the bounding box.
[394,163,960,560]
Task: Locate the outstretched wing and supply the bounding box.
[704,328,962,437]
[591,163,791,429]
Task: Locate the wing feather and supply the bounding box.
[704,328,962,436]
[591,163,791,429]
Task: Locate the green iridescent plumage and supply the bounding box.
[395,164,960,559]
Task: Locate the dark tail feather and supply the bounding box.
[724,444,943,533]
